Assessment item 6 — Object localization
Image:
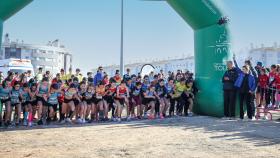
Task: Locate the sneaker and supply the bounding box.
[143,112,148,119]
[82,119,86,123]
[23,120,28,126]
[137,116,142,120]
[112,117,117,122]
[160,114,164,119]
[76,118,83,124]
[148,115,155,120]
[156,114,160,119]
[264,115,270,120]
[117,118,121,122]
[189,112,193,117]
[104,117,109,122]
[66,118,72,123]
[126,116,131,121]
[28,121,33,127]
[37,119,43,125]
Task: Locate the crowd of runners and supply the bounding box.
[1,54,279,128]
[0,66,197,127]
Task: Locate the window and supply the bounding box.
[5,47,21,59]
[39,57,45,61]
[45,58,53,62]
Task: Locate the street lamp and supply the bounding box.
[120,0,124,76]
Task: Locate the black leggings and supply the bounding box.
[169,97,180,115]
[239,92,253,119]
[266,87,276,106]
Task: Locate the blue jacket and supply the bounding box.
[93,72,103,86]
[234,72,256,92]
[233,59,257,92]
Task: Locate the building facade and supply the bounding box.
[248,43,280,68]
[0,34,72,74]
[95,57,194,77]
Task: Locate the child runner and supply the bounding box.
[114,80,129,122]
[36,77,50,125]
[143,85,157,120]
[10,81,22,126]
[0,79,12,126]
[104,80,117,121]
[131,82,142,119]
[257,68,269,107]
[61,83,77,124]
[155,79,167,119]
[46,83,60,124]
[95,81,106,121]
[84,83,95,123]
[166,78,175,117]
[21,83,32,126]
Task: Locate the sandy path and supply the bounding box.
[0,116,279,158]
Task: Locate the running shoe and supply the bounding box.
[76,118,83,124]
[143,113,148,119]
[66,118,72,123]
[82,119,86,123]
[60,119,66,124]
[28,121,33,127]
[148,115,155,120]
[189,112,193,117]
[37,119,43,125]
[23,120,28,126]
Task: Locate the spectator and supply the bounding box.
[222,60,238,119]
[123,68,131,82]
[93,66,104,86]
[75,68,83,82]
[234,65,256,120]
[35,67,43,82]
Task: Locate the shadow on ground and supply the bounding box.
[1,116,280,147]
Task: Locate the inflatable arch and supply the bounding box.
[0,0,231,117]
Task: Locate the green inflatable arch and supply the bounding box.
[0,0,232,117]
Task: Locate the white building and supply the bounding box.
[248,43,280,67]
[0,34,72,74]
[94,57,194,77]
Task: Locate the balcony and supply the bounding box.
[32,52,58,58]
[31,60,58,67]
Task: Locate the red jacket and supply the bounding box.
[275,74,280,90]
[258,74,269,88]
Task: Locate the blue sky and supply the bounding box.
[3,0,280,73]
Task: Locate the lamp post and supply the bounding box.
[120,0,124,75]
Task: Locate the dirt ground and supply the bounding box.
[0,116,279,158]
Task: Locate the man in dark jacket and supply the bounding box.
[222,60,239,118]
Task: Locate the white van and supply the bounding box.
[0,58,34,77]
